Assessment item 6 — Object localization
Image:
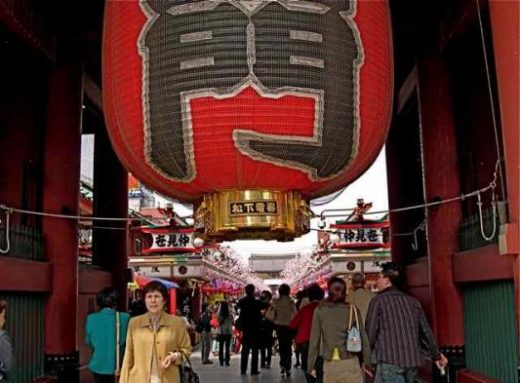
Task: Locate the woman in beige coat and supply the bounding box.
[119,281,192,383]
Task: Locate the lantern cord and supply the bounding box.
[0,204,140,222]
[312,163,498,236]
[318,166,498,221]
[0,162,499,231]
[0,207,11,254]
[475,0,507,204]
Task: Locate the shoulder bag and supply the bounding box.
[115,311,121,381]
[178,350,200,383]
[264,302,276,322]
[346,304,362,353]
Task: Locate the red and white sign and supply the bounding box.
[141,227,196,254]
[330,221,389,250]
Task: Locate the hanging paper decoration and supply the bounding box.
[103,0,393,241]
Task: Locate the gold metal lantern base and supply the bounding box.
[194,190,312,242]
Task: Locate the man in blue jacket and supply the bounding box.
[86,287,130,383]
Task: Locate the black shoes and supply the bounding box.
[251,371,261,375]
[202,360,213,365]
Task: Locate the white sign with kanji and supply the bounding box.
[150,232,194,250]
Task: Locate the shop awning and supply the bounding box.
[134,275,179,289]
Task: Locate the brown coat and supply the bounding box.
[119,313,192,383]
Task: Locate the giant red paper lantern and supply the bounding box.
[103,0,393,241]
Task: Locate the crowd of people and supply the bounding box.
[202,262,448,383]
[0,261,448,383]
[187,262,447,383]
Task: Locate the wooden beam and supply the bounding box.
[454,244,514,283]
[0,257,52,292]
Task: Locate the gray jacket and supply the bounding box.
[0,330,14,376]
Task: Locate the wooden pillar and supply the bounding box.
[42,65,83,381]
[417,57,465,359]
[489,0,520,353]
[92,125,129,310]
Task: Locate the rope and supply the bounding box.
[475,0,507,203]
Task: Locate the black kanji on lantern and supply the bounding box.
[139,0,362,181]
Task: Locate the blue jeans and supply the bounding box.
[375,363,418,383]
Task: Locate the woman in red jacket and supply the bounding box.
[289,284,324,383]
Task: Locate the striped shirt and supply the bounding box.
[365,287,441,368]
[0,330,14,373]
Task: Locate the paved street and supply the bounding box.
[192,353,306,383]
[80,352,306,383]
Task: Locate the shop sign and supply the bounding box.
[141,227,196,254]
[331,221,389,250]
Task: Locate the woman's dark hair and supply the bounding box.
[307,283,325,301]
[96,287,119,309]
[0,300,7,314]
[143,281,169,301]
[278,283,291,296]
[219,301,230,321]
[261,290,273,301]
[327,277,347,303]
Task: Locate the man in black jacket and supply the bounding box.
[198,303,213,364]
[236,284,263,375]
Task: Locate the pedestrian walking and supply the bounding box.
[348,273,375,323]
[216,301,233,366]
[365,262,448,383]
[85,287,130,383]
[293,289,308,369]
[196,303,213,364]
[0,300,14,381]
[119,281,192,383]
[259,290,275,369]
[308,277,371,383]
[236,284,263,375]
[289,283,324,383]
[129,289,147,317]
[271,284,297,377]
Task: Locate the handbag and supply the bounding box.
[115,311,121,382]
[346,304,362,353]
[178,350,200,383]
[264,302,276,322]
